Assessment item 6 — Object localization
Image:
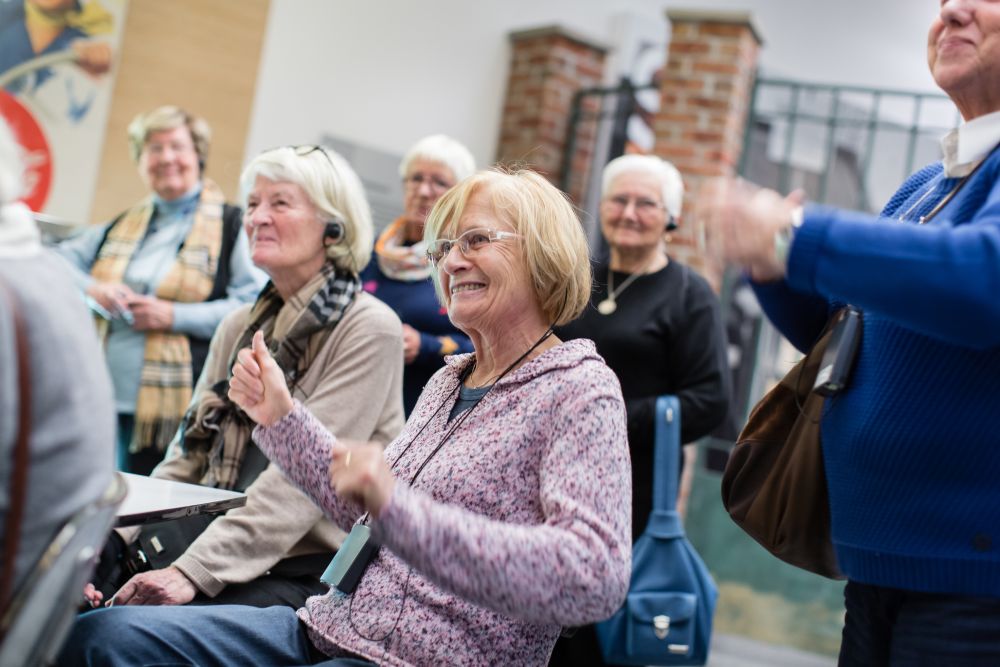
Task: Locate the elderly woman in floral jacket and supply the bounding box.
[64,168,632,667]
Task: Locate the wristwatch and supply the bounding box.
[773,206,804,268]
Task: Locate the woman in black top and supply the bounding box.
[552,154,730,666]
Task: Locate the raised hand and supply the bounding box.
[228,330,294,426]
[328,441,397,517]
[695,178,804,283]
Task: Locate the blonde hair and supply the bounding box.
[240,145,374,272]
[127,105,211,170]
[424,168,591,326]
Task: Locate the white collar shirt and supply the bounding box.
[940,109,1000,177]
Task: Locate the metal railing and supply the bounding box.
[739,77,957,212]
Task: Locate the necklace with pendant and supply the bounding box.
[597,255,666,315]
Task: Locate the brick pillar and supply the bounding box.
[496,26,607,203]
[654,10,763,289]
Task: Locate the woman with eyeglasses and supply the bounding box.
[53,105,264,475]
[361,134,476,414]
[79,145,405,614]
[64,168,632,667]
[551,154,730,665]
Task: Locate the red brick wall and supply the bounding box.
[496,26,607,203]
[654,11,763,289]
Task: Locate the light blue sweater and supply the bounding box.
[53,187,264,412]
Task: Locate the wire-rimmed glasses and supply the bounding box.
[426,227,521,265]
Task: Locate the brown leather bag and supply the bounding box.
[720,312,844,579]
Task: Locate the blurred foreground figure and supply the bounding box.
[0,116,114,600]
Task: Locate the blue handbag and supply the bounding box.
[595,396,718,666]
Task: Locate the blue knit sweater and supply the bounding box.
[753,147,1000,596]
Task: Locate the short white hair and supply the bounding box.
[601,154,684,219]
[398,134,475,183]
[0,119,24,205]
[240,146,374,272]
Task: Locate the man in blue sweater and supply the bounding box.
[701,1,1000,664]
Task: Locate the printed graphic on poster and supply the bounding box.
[0,0,127,223]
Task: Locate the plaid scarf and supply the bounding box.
[91,179,225,454]
[374,216,433,281]
[181,263,360,489]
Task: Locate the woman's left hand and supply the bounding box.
[127,295,174,331]
[329,442,396,517]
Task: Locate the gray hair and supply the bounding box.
[240,145,374,272]
[398,134,476,183]
[601,154,684,219]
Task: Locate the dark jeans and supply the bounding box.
[840,579,1000,666]
[58,605,376,666]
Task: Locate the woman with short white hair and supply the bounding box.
[553,154,730,664]
[83,145,405,612]
[362,134,477,414]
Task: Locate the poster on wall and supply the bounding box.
[0,0,127,225]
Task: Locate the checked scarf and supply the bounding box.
[90,179,225,455]
[181,263,360,489]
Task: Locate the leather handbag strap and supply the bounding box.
[651,395,681,513]
[0,280,30,608]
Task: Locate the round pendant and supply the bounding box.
[597,298,617,315]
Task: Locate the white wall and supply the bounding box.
[246,0,943,170]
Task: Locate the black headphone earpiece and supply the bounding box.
[324,219,345,245]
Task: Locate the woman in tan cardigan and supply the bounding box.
[86,145,405,610]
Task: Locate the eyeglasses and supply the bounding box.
[292,144,335,167]
[403,173,454,193]
[426,227,521,264]
[604,194,667,217]
[264,144,336,169]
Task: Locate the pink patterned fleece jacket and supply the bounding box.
[253,338,632,666]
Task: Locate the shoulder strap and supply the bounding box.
[92,210,128,266]
[0,280,31,608]
[651,395,681,512]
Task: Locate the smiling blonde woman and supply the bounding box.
[64,168,631,667]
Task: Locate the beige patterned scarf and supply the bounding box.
[181,264,360,489]
[91,179,226,454]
